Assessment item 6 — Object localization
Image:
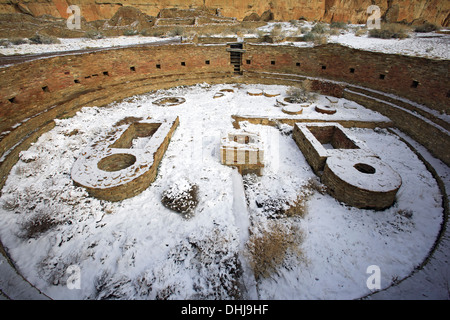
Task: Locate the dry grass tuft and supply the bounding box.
[284,194,309,218]
[161,181,199,219]
[286,80,317,103]
[20,210,63,239]
[369,23,410,39]
[246,221,305,280]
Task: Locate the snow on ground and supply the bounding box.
[258,21,450,60]
[1,22,448,60]
[0,36,178,56]
[327,31,450,60]
[0,83,445,299]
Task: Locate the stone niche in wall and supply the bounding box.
[71,116,179,202]
[293,122,402,210]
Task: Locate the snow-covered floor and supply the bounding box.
[0,84,445,299]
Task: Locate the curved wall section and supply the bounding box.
[0,41,449,296]
[0,42,449,194]
[242,43,449,113]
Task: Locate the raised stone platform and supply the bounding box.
[71,116,179,201]
[293,122,374,174]
[322,154,402,210]
[293,122,401,210]
[220,129,264,175]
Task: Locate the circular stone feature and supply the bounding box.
[284,96,302,104]
[97,153,137,172]
[213,92,225,99]
[322,154,402,210]
[247,89,263,96]
[343,102,357,109]
[354,163,376,174]
[275,98,287,107]
[282,104,303,115]
[326,96,339,104]
[152,96,186,107]
[264,90,280,97]
[315,105,337,115]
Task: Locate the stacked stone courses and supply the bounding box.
[0,42,449,195]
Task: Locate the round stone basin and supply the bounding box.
[97,153,137,172]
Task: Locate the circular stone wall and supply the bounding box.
[0,42,448,300]
[97,153,137,172]
[321,154,402,210]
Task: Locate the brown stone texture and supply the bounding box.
[73,117,179,202]
[220,131,264,176]
[0,42,449,194]
[292,123,369,174]
[0,1,448,26]
[321,155,402,210]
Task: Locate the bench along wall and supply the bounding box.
[242,43,449,114]
[1,42,449,195]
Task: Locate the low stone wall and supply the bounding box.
[0,40,449,292]
[242,43,450,113]
[231,115,393,130]
[292,123,372,174]
[1,42,448,193]
[343,89,450,167]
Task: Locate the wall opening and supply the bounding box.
[181,62,186,66]
[205,60,210,65]
[350,68,355,73]
[74,79,80,84]
[103,71,109,76]
[156,64,161,69]
[296,62,301,67]
[379,74,386,80]
[411,80,419,88]
[271,60,276,65]
[97,153,137,172]
[42,86,49,92]
[246,60,251,65]
[229,43,243,75]
[8,97,16,103]
[130,66,136,72]
[354,163,376,174]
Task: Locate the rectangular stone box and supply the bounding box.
[292,122,373,174]
[220,130,264,175]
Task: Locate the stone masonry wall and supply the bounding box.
[242,43,449,114]
[1,42,449,193]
